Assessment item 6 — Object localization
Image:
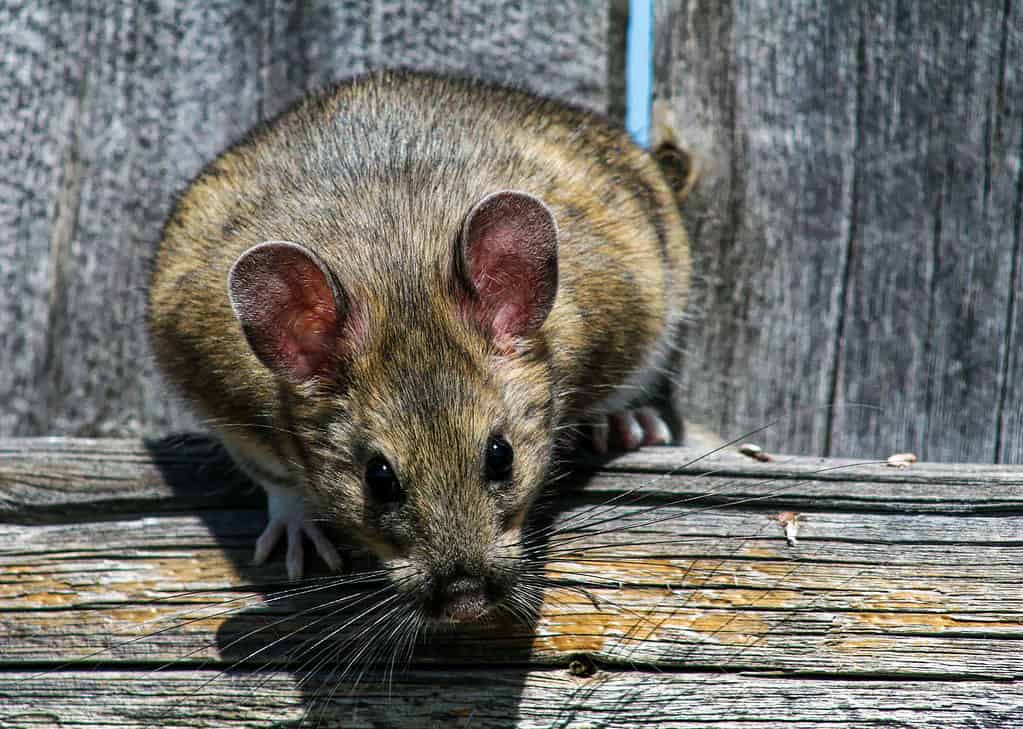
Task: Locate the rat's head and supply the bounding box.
[227,191,559,624]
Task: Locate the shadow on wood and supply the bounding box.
[137,434,575,725]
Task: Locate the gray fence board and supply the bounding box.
[7,670,1023,728]
[657,0,1023,462]
[994,1,1023,463]
[831,0,1023,464]
[655,0,858,458]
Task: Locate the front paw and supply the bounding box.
[251,484,343,580]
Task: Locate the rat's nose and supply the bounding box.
[441,574,489,623]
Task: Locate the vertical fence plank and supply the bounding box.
[657,1,1023,461]
[828,1,1022,462]
[0,4,88,435]
[994,2,1023,463]
[655,0,859,456]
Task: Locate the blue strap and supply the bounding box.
[625,0,654,148]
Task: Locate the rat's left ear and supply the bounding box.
[228,240,349,383]
[457,190,559,344]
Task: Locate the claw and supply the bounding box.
[611,411,645,450]
[252,483,342,579]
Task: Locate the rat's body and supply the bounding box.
[148,70,691,623]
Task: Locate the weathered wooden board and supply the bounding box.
[1,438,1021,727]
[655,0,857,459]
[0,1,614,438]
[5,670,1023,729]
[994,3,1023,464]
[833,1,1023,465]
[657,1,1023,463]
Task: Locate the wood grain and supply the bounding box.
[1,438,1021,726]
[993,2,1023,463]
[0,1,613,438]
[4,670,1022,728]
[657,1,1023,463]
[831,0,1023,464]
[655,0,857,458]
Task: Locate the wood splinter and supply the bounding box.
[772,511,804,546]
[739,443,773,462]
[886,452,918,468]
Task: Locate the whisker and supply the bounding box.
[526,403,880,545]
[304,600,410,726]
[290,589,408,691]
[165,580,398,696]
[539,459,886,555]
[243,577,409,696]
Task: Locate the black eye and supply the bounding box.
[365,456,403,504]
[485,435,514,481]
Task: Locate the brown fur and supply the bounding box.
[148,70,692,617]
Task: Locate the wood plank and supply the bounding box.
[3,670,1022,728]
[655,1,1023,463]
[5,438,1022,521]
[263,0,615,119]
[831,0,1023,463]
[654,0,858,457]
[0,2,612,439]
[3,509,1021,675]
[0,2,268,438]
[1,439,1020,686]
[994,2,1023,462]
[0,4,91,436]
[0,435,253,520]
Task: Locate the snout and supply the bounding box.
[425,563,521,623]
[439,574,491,622]
[390,501,526,624]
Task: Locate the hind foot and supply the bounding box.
[590,406,673,454]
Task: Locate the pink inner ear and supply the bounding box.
[228,241,342,382]
[462,191,558,342]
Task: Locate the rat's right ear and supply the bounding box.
[228,241,349,382]
[457,190,559,347]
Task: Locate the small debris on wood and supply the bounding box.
[772,511,804,546]
[886,452,918,468]
[739,443,773,462]
[567,653,597,678]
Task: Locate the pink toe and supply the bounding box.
[612,411,644,451]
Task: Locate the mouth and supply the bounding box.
[440,596,491,624]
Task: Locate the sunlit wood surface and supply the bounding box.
[2,437,1021,727]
